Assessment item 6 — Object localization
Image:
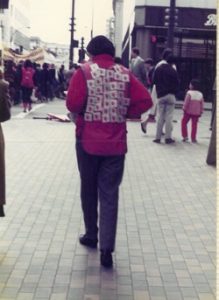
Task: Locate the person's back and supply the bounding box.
[21,60,35,112]
[184,90,203,116]
[130,47,146,85]
[4,66,16,86]
[48,65,56,83]
[38,63,50,100]
[58,65,66,98]
[153,63,179,98]
[40,64,49,84]
[21,62,35,89]
[181,79,204,143]
[153,54,179,144]
[65,63,78,88]
[68,53,152,155]
[58,66,65,83]
[66,35,152,269]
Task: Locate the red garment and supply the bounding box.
[21,67,35,88]
[181,113,199,141]
[183,90,204,116]
[66,54,152,155]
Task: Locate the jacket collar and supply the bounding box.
[92,54,114,62]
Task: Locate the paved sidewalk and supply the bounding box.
[0,100,216,300]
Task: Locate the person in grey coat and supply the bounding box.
[130,47,147,86]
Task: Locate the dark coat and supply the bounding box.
[39,68,50,97]
[153,63,179,98]
[0,79,10,205]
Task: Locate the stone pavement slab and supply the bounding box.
[0,100,216,299]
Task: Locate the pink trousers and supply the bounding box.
[181,113,199,141]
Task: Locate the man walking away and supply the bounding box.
[66,35,152,268]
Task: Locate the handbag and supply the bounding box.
[0,82,11,123]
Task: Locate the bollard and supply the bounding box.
[206,115,216,166]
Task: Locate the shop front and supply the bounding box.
[126,6,216,101]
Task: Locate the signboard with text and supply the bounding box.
[144,6,216,29]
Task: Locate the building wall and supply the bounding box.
[0,7,10,47]
[0,0,30,51]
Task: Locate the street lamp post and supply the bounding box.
[69,0,75,64]
[91,0,94,39]
[167,0,176,49]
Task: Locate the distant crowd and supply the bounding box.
[3,59,78,112]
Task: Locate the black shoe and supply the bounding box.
[165,138,175,144]
[153,139,161,144]
[0,205,5,217]
[100,250,113,268]
[141,122,146,133]
[79,234,97,248]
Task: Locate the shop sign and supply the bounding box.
[144,6,216,29]
[204,14,217,26]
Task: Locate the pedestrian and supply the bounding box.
[0,69,11,217]
[141,49,175,133]
[65,62,78,90]
[58,64,66,99]
[181,79,204,143]
[39,63,50,102]
[14,62,23,105]
[33,63,42,102]
[4,60,16,104]
[130,47,147,85]
[140,58,156,133]
[114,57,125,66]
[153,54,179,144]
[66,35,152,268]
[144,58,155,91]
[21,59,35,112]
[48,64,57,100]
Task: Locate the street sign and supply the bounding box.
[72,39,79,48]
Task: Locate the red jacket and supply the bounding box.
[21,67,35,88]
[66,54,152,155]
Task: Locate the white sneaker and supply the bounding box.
[182,137,188,142]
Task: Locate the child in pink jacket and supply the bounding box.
[181,79,204,143]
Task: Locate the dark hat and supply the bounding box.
[162,48,173,60]
[86,35,115,57]
[166,54,176,64]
